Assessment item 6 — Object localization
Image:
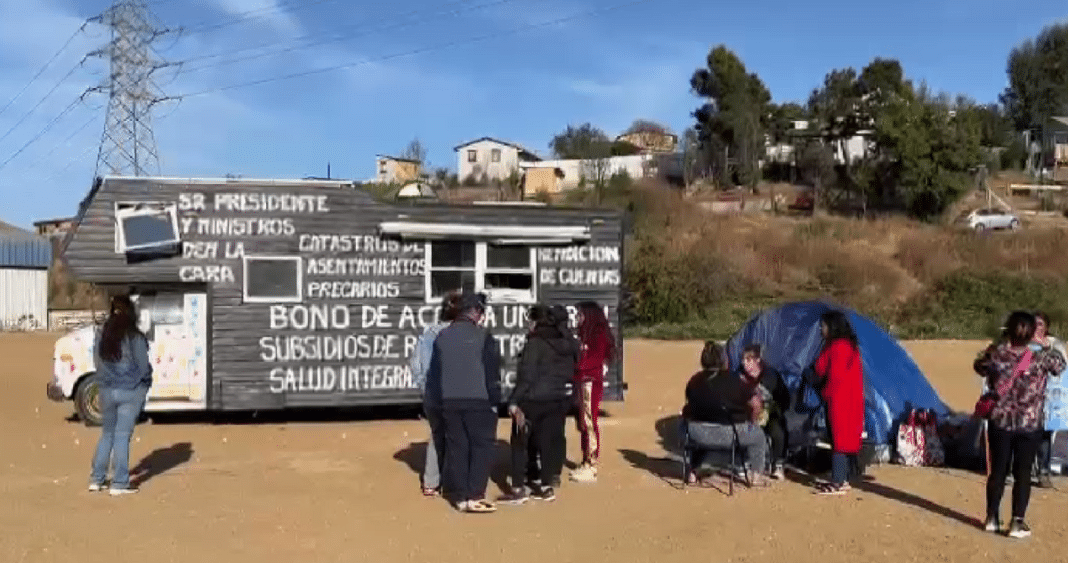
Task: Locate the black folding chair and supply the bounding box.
[679,412,750,496]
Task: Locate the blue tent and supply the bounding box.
[725,301,948,447]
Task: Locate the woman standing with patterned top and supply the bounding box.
[974,311,1066,538]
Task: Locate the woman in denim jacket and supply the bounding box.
[89,295,153,495]
[409,291,461,497]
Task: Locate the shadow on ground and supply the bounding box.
[130,442,194,487]
[394,439,514,495]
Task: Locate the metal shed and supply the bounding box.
[0,221,51,330]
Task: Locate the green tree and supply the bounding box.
[1000,24,1068,133]
[768,102,808,144]
[690,45,772,189]
[623,119,673,137]
[549,123,612,159]
[873,86,983,219]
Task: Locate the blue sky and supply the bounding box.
[0,0,1063,228]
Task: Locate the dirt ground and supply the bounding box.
[2,334,1066,563]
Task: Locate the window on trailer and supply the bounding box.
[243,256,303,303]
[114,202,180,253]
[424,241,536,303]
[484,243,535,302]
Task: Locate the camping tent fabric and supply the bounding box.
[725,301,948,447]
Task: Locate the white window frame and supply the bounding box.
[242,255,303,304]
[114,202,180,253]
[491,148,501,163]
[423,241,537,304]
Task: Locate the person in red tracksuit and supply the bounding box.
[812,310,864,496]
[570,301,615,483]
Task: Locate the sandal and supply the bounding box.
[422,487,440,497]
[464,499,497,513]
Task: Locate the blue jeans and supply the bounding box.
[831,452,851,485]
[90,386,148,488]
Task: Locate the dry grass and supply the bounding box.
[624,179,1068,335]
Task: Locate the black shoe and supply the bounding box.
[496,488,530,505]
[531,486,556,502]
[1007,518,1031,539]
[983,515,1000,533]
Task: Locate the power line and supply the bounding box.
[177,0,481,67]
[0,94,89,173]
[179,0,339,35]
[176,0,517,75]
[0,22,88,120]
[0,58,89,146]
[161,0,655,101]
[22,110,103,174]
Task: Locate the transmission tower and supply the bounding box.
[90,0,170,177]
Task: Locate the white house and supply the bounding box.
[521,154,667,190]
[454,137,541,182]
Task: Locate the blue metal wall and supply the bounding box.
[0,232,52,269]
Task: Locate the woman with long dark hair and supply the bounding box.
[570,301,615,483]
[89,294,153,495]
[975,311,1065,538]
[811,310,864,496]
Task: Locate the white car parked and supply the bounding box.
[958,208,1021,232]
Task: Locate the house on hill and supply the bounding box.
[375,155,422,184]
[455,137,541,183]
[615,130,678,154]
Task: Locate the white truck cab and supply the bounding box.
[46,290,209,426]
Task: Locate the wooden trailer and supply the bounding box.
[50,176,626,424]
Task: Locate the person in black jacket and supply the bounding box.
[498,304,579,505]
[740,344,791,479]
[683,341,770,487]
[428,292,502,514]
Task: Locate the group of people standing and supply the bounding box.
[682,311,864,494]
[974,310,1066,539]
[410,292,614,513]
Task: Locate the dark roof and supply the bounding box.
[0,220,52,268]
[452,137,541,159]
[376,154,421,164]
[33,216,75,227]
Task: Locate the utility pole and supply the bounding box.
[89,0,172,177]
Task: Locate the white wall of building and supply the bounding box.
[456,140,524,182]
[0,268,48,330]
[527,154,659,189]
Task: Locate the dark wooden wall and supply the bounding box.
[63,177,624,411]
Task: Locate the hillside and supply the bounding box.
[622,180,1068,340]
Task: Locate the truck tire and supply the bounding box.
[74,373,103,427]
[973,223,986,233]
[1010,219,1021,231]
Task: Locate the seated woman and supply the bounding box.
[683,341,771,487]
[740,344,791,479]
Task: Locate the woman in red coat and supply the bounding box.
[813,310,864,495]
[569,301,615,483]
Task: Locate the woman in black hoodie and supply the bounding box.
[499,304,579,504]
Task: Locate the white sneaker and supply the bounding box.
[108,487,139,496]
[88,482,106,492]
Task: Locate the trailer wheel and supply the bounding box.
[74,373,103,427]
